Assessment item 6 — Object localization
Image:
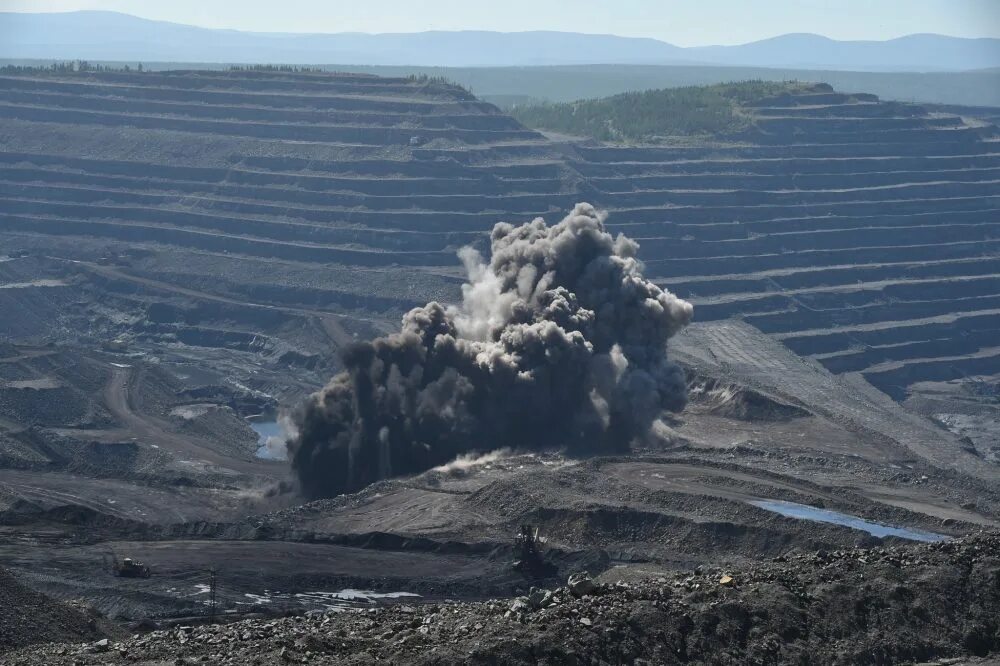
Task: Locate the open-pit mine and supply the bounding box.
[0,68,998,665]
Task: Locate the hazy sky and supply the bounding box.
[1,0,998,45]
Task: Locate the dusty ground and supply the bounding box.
[0,325,996,625]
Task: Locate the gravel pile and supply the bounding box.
[0,567,112,653]
[5,532,999,665]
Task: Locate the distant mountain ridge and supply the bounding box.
[1,11,999,71]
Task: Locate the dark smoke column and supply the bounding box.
[288,203,694,499]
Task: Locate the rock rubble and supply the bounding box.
[4,531,999,665]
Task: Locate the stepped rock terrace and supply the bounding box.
[0,71,997,404]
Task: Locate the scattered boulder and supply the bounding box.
[527,587,552,609]
[567,572,597,598]
[87,638,109,653]
[508,598,530,615]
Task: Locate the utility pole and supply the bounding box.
[209,567,217,621]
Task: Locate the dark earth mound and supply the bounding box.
[5,532,1000,665]
[0,566,115,653]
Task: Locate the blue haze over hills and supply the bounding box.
[2,10,999,71]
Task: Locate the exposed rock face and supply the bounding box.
[0,71,995,409]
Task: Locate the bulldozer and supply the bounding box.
[106,551,151,578]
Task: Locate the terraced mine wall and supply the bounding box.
[0,69,582,397]
[0,70,997,402]
[571,90,1000,400]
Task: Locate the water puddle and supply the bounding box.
[249,419,287,460]
[750,499,949,542]
[170,404,213,420]
[238,589,420,613]
[0,279,68,289]
[3,377,63,389]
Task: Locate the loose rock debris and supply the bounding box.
[4,531,999,665]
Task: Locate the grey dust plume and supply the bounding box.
[288,203,693,499]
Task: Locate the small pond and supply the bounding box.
[240,588,421,613]
[750,499,949,543]
[248,420,287,461]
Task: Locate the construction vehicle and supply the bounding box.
[513,524,555,576]
[106,551,151,578]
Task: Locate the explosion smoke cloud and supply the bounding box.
[288,203,693,499]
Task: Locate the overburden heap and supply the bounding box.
[289,203,694,498]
